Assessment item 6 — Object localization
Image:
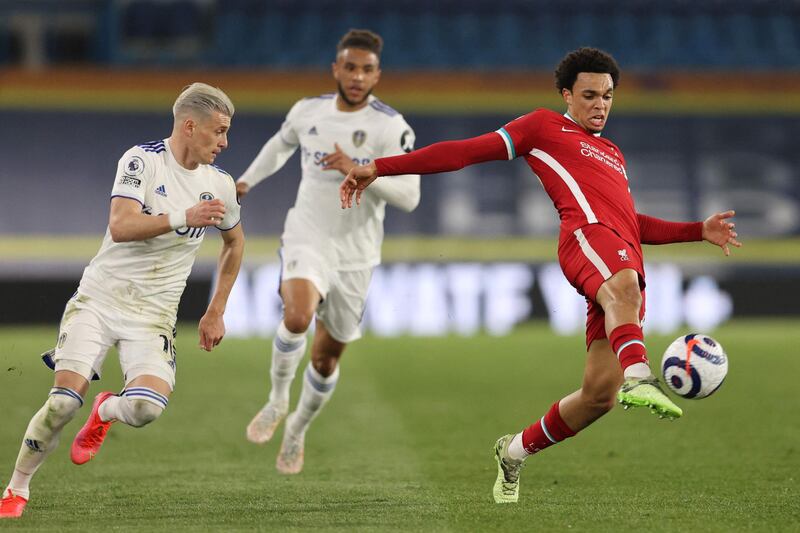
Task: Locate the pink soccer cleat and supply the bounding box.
[71,392,116,465]
[0,489,28,519]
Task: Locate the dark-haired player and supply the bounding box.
[340,47,740,503]
[238,29,420,474]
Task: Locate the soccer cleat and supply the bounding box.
[618,377,683,419]
[493,434,525,504]
[71,391,116,465]
[276,423,305,475]
[246,402,288,444]
[0,489,28,519]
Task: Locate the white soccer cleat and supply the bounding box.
[276,421,305,475]
[246,402,288,444]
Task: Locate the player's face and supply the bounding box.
[332,48,381,110]
[562,72,614,133]
[189,111,231,165]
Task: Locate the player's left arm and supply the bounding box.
[638,210,741,256]
[198,222,244,351]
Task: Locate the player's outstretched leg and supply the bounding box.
[247,321,307,444]
[492,401,577,503]
[277,363,339,474]
[610,324,682,419]
[71,392,116,464]
[1,386,84,518]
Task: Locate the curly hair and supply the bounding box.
[337,29,383,58]
[554,47,620,93]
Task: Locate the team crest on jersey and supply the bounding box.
[400,129,415,153]
[352,130,367,148]
[618,249,630,262]
[57,332,67,349]
[124,155,145,176]
[200,192,214,201]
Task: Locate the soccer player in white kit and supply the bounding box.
[0,83,244,519]
[238,30,420,474]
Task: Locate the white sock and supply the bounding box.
[285,363,339,436]
[5,387,83,500]
[623,362,652,379]
[268,321,308,406]
[506,432,529,461]
[99,388,167,427]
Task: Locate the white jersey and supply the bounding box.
[77,139,241,324]
[240,94,419,270]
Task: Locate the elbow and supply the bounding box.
[108,220,131,243]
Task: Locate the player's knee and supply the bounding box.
[45,393,82,427]
[282,311,313,334]
[126,399,164,427]
[311,356,339,378]
[582,379,620,414]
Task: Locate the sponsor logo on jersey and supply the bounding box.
[561,126,581,133]
[618,249,630,262]
[352,129,367,147]
[155,184,168,197]
[124,155,145,176]
[200,192,214,201]
[118,175,142,188]
[308,126,318,135]
[400,129,415,153]
[57,332,67,349]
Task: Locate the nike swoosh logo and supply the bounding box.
[561,126,581,133]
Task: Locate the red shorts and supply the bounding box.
[558,224,646,348]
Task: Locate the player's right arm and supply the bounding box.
[340,111,543,207]
[108,197,226,242]
[236,103,302,199]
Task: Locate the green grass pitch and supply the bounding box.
[1,320,798,532]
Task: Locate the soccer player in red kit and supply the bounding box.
[339,47,741,504]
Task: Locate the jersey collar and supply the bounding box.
[564,112,602,137]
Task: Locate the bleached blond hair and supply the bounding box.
[172,82,234,120]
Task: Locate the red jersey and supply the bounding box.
[499,108,638,248]
[373,109,702,247]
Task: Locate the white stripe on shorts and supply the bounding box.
[574,228,613,280]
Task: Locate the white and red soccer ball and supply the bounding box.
[661,334,728,399]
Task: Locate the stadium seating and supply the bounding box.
[1,0,798,69]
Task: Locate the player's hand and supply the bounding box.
[236,181,250,199]
[186,199,226,227]
[321,143,356,176]
[340,162,379,208]
[702,210,742,256]
[198,310,225,351]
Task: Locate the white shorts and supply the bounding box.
[53,294,177,389]
[280,243,372,343]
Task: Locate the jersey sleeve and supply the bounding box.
[277,100,303,147]
[637,213,703,244]
[110,146,154,206]
[217,171,241,231]
[380,115,416,157]
[495,110,545,160]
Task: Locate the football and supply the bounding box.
[661,334,728,399]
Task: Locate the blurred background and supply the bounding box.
[1,0,799,336]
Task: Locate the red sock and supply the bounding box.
[609,323,648,370]
[521,401,576,455]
